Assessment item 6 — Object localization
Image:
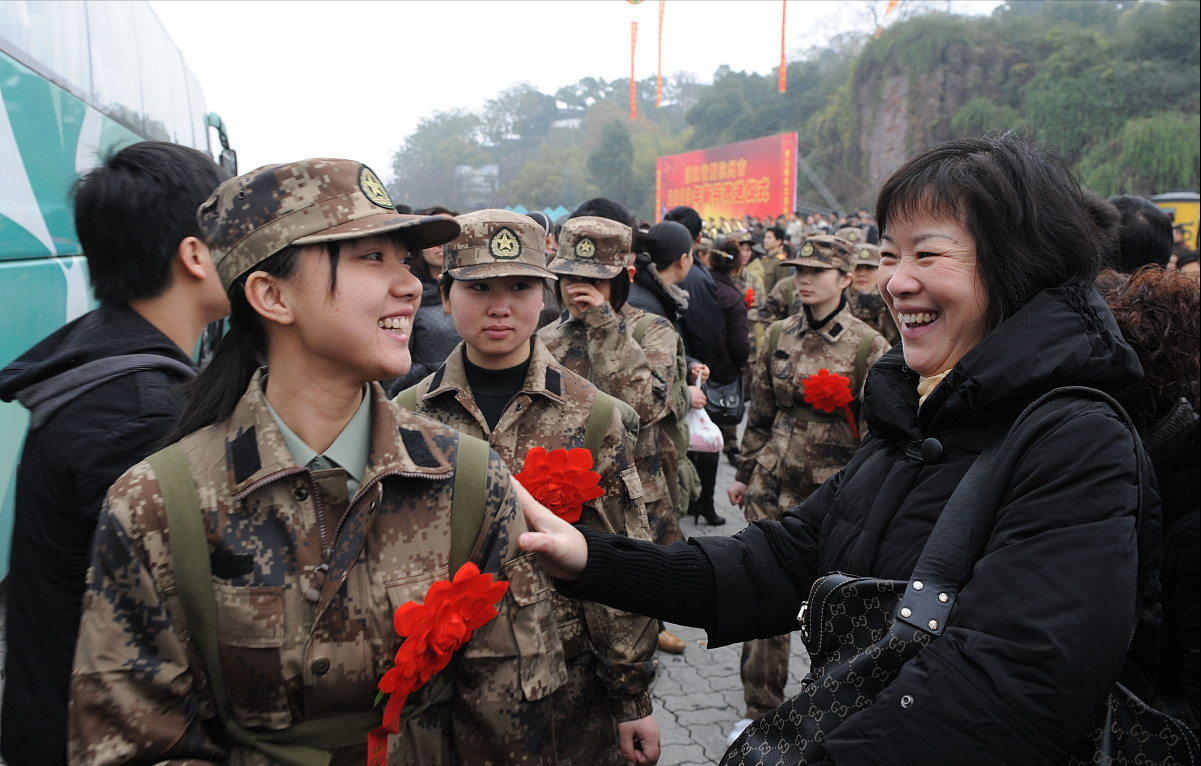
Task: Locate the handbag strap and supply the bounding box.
[893,386,1144,637]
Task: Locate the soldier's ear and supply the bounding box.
[245,271,294,326]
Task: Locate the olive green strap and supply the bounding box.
[852,329,880,398]
[450,433,489,573]
[395,386,418,412]
[632,314,689,455]
[584,391,618,457]
[767,319,785,360]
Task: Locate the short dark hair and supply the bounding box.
[571,197,636,231]
[1108,195,1173,272]
[875,134,1108,332]
[765,225,786,241]
[664,206,703,241]
[72,141,227,304]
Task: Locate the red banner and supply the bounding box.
[655,132,798,223]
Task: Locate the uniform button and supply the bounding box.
[294,486,309,501]
[311,657,331,676]
[919,438,944,464]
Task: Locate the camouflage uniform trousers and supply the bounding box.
[733,305,890,719]
[403,340,659,764]
[69,373,564,766]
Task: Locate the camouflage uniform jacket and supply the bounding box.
[848,286,901,346]
[540,303,685,545]
[405,339,658,721]
[735,303,889,521]
[762,273,802,325]
[69,371,565,766]
[731,270,768,359]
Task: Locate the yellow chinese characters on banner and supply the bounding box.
[655,132,798,221]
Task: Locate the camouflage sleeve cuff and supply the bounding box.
[582,302,619,329]
[735,467,752,484]
[609,691,655,722]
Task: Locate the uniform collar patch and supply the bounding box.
[228,426,262,484]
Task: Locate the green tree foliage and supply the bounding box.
[389,110,490,210]
[387,0,1198,218]
[587,121,637,208]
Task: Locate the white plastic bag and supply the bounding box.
[686,406,724,453]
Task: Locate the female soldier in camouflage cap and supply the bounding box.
[68,160,564,765]
[838,226,901,345]
[724,233,890,740]
[397,209,662,766]
[540,216,695,655]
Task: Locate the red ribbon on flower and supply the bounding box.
[744,286,755,309]
[802,368,859,439]
[368,562,508,765]
[513,447,605,524]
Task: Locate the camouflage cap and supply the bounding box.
[835,226,865,244]
[784,234,855,272]
[549,216,631,279]
[199,159,461,290]
[849,241,881,268]
[444,209,556,281]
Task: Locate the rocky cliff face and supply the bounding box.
[854,40,1023,190]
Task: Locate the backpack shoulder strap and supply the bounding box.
[631,313,657,345]
[584,391,618,457]
[767,319,786,359]
[449,433,489,573]
[395,385,418,412]
[852,329,880,398]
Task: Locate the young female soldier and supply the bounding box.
[68,161,563,766]
[398,210,661,766]
[725,233,891,742]
[539,215,694,654]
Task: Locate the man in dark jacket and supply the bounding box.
[0,142,228,766]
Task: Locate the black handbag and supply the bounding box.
[722,387,1201,766]
[703,376,745,426]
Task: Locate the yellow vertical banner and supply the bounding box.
[778,0,787,93]
[657,0,665,108]
[631,21,638,120]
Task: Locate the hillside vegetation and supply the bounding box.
[388,0,1200,218]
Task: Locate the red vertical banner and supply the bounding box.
[657,0,665,108]
[631,21,638,120]
[779,0,787,93]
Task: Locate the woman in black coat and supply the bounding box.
[517,135,1159,765]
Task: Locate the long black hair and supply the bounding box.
[163,242,341,444]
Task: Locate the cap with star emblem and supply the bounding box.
[850,241,881,268]
[835,226,864,244]
[199,158,460,291]
[443,209,556,281]
[783,234,855,272]
[549,216,632,279]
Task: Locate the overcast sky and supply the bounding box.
[150,0,1002,182]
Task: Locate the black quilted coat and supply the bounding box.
[569,283,1157,765]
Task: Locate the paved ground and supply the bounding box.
[649,436,811,766]
[0,425,808,766]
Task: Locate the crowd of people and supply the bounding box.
[0,133,1195,766]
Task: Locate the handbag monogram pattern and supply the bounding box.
[722,574,932,766]
[720,388,1201,766]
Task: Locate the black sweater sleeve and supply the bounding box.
[558,526,719,630]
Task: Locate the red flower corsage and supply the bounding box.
[513,447,605,524]
[368,562,508,765]
[802,368,859,439]
[744,286,755,309]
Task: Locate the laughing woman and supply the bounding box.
[68,161,563,766]
[518,135,1162,765]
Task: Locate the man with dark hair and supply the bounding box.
[0,141,229,766]
[760,225,792,293]
[1109,194,1173,272]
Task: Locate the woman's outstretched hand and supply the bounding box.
[514,477,588,581]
